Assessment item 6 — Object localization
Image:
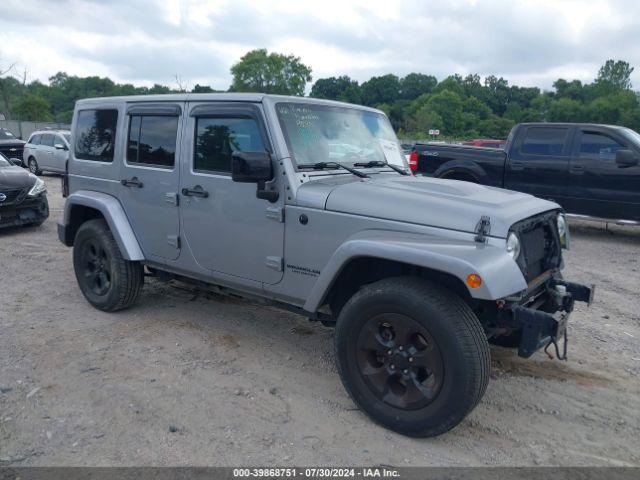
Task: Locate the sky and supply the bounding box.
[0,0,639,92]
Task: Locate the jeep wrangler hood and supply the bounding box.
[297,175,559,238]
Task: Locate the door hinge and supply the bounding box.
[167,235,181,249]
[474,215,491,243]
[266,206,284,222]
[265,256,283,272]
[165,192,179,206]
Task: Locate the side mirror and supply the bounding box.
[9,158,22,167]
[54,143,67,150]
[231,151,278,202]
[615,149,638,168]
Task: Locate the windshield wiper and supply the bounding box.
[298,161,369,178]
[353,160,409,175]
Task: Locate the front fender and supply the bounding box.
[303,230,526,312]
[60,190,144,261]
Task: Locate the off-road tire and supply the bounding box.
[28,157,41,175]
[335,276,490,437]
[73,219,144,312]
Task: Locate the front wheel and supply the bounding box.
[335,277,490,437]
[73,219,144,312]
[28,157,41,175]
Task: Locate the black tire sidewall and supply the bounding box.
[336,281,484,436]
[73,220,125,310]
[28,158,39,174]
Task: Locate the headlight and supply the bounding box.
[557,213,569,249]
[28,177,46,196]
[506,232,521,259]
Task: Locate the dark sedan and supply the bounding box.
[0,153,49,228]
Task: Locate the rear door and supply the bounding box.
[118,103,183,261]
[566,128,640,220]
[504,125,572,205]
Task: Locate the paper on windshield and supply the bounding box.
[378,139,407,167]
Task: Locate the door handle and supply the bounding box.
[570,165,585,175]
[510,161,525,171]
[120,177,144,188]
[181,185,209,198]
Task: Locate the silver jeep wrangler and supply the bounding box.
[58,93,593,437]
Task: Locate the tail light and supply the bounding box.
[408,151,418,172]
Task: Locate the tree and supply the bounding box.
[477,115,514,139]
[13,94,52,121]
[192,84,216,93]
[548,98,584,122]
[422,89,465,135]
[406,107,443,135]
[230,49,312,96]
[400,73,437,100]
[596,59,634,90]
[310,75,360,103]
[483,75,510,115]
[553,79,585,102]
[360,74,401,106]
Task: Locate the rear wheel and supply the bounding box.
[335,277,490,437]
[28,157,41,175]
[73,219,144,311]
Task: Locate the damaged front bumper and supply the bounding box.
[0,194,49,228]
[495,276,595,359]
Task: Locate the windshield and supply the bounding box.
[620,127,640,146]
[0,153,10,167]
[275,102,405,168]
[63,133,71,143]
[0,128,16,140]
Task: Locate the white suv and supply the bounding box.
[23,130,71,174]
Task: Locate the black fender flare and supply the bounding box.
[434,160,490,185]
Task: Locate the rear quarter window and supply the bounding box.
[74,109,118,162]
[520,127,569,156]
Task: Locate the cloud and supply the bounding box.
[0,0,638,90]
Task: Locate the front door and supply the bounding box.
[566,127,640,220]
[51,134,68,172]
[119,104,183,261]
[38,133,55,170]
[180,102,284,284]
[504,125,572,206]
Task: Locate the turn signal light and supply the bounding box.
[466,274,482,289]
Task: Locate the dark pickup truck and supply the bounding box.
[0,127,26,165]
[412,123,640,222]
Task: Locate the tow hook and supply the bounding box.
[545,312,568,361]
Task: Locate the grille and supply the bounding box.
[512,212,562,283]
[0,144,24,160]
[0,187,27,206]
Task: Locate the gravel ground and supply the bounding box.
[1,176,639,467]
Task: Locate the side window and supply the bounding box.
[29,134,41,145]
[194,117,266,173]
[520,127,569,156]
[40,134,54,147]
[75,109,118,162]
[127,115,178,169]
[579,132,624,161]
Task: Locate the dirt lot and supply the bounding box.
[1,176,639,467]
